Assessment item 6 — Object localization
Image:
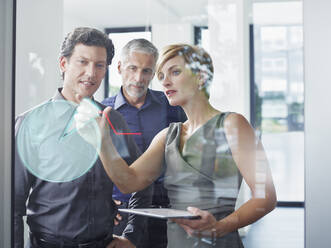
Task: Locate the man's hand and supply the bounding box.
[114,200,123,226]
[106,235,136,248]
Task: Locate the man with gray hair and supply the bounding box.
[14,27,151,248]
[102,38,186,248]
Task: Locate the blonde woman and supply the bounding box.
[77,44,276,248]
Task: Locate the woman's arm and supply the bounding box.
[221,113,277,231]
[175,113,277,237]
[100,125,167,194]
[77,106,167,194]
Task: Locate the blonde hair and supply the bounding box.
[156,44,213,98]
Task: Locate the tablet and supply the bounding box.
[118,208,201,220]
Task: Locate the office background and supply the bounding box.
[1,0,330,247]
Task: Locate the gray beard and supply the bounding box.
[125,84,148,98]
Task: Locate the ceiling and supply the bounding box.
[64,0,209,29]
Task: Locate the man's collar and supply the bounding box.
[52,88,101,119]
[52,88,66,101]
[53,87,95,103]
[51,88,75,120]
[114,87,162,110]
[113,87,128,109]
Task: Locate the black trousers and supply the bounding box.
[138,218,167,248]
[27,232,113,248]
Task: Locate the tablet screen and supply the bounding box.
[118,208,200,219]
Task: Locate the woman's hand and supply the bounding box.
[173,207,225,238]
[74,98,111,150]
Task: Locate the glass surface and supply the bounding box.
[14,0,304,247]
[252,1,304,202]
[16,100,101,182]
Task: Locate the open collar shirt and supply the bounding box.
[102,88,186,203]
[14,88,150,248]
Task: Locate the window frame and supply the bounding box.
[0,0,15,246]
[194,26,208,46]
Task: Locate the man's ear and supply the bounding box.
[59,56,68,73]
[117,61,122,74]
[197,71,207,88]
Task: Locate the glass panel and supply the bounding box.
[252,1,304,202]
[14,0,304,248]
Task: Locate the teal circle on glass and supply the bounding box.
[17,100,101,182]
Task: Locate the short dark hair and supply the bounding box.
[60,27,115,67]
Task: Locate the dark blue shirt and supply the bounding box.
[102,88,186,204]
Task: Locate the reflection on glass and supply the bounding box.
[14,0,304,247]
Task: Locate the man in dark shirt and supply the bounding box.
[14,27,151,248]
[102,39,186,248]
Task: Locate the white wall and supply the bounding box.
[0,0,13,246]
[152,23,194,50]
[304,0,331,247]
[16,0,64,115]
